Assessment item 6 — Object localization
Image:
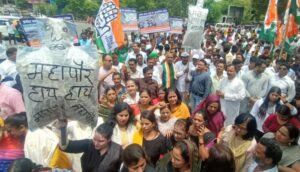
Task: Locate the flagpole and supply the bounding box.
[279,0,291,58]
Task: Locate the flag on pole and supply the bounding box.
[282,0,299,54]
[290,0,300,24]
[259,0,278,43]
[95,0,124,54]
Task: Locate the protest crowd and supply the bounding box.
[1,1,300,172]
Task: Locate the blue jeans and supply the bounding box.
[190,93,203,112]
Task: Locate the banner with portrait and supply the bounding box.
[169,18,184,34]
[121,8,139,31]
[138,9,171,34]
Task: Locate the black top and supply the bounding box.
[120,164,156,172]
[143,133,167,166]
[63,139,122,172]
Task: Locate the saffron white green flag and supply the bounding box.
[259,0,278,43]
[95,0,124,53]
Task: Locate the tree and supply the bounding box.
[63,0,85,19]
[15,0,31,9]
[36,3,57,16]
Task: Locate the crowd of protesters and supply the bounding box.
[1,24,300,172]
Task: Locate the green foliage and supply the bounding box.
[15,0,31,10]
[36,3,57,16]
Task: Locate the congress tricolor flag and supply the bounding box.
[259,0,278,43]
[95,0,124,53]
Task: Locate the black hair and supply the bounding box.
[142,66,153,74]
[249,56,257,64]
[104,86,116,95]
[258,87,281,119]
[255,58,267,67]
[234,113,257,140]
[258,138,282,166]
[157,45,164,51]
[279,62,290,70]
[165,88,182,105]
[108,102,134,128]
[95,123,114,140]
[128,58,137,64]
[282,124,299,145]
[136,53,143,59]
[194,109,208,122]
[112,72,121,78]
[6,47,17,57]
[141,110,158,131]
[203,144,235,172]
[122,143,150,167]
[164,44,170,51]
[139,89,152,105]
[232,59,242,65]
[175,118,192,133]
[199,59,208,66]
[174,141,190,163]
[8,158,43,172]
[276,105,291,118]
[5,112,28,128]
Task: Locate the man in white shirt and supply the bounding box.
[0,47,18,87]
[127,58,143,79]
[98,54,117,97]
[211,60,226,93]
[126,42,147,64]
[175,52,190,102]
[136,54,147,74]
[217,64,246,126]
[146,55,162,87]
[269,62,296,102]
[240,58,269,113]
[247,138,282,172]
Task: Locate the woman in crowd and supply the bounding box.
[98,86,118,121]
[165,88,190,119]
[123,79,140,105]
[156,105,177,137]
[251,86,297,138]
[0,114,26,171]
[133,110,167,166]
[138,89,156,112]
[220,113,257,172]
[59,122,123,172]
[120,143,156,172]
[263,124,300,171]
[263,104,300,133]
[202,143,235,172]
[188,110,216,160]
[193,94,225,137]
[152,88,166,105]
[108,102,137,148]
[156,140,201,172]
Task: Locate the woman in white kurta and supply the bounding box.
[108,102,137,148]
[250,86,297,133]
[217,65,246,127]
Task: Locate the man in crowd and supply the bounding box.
[175,52,190,102]
[248,138,282,172]
[98,54,117,97]
[240,58,269,113]
[189,59,212,111]
[217,64,246,126]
